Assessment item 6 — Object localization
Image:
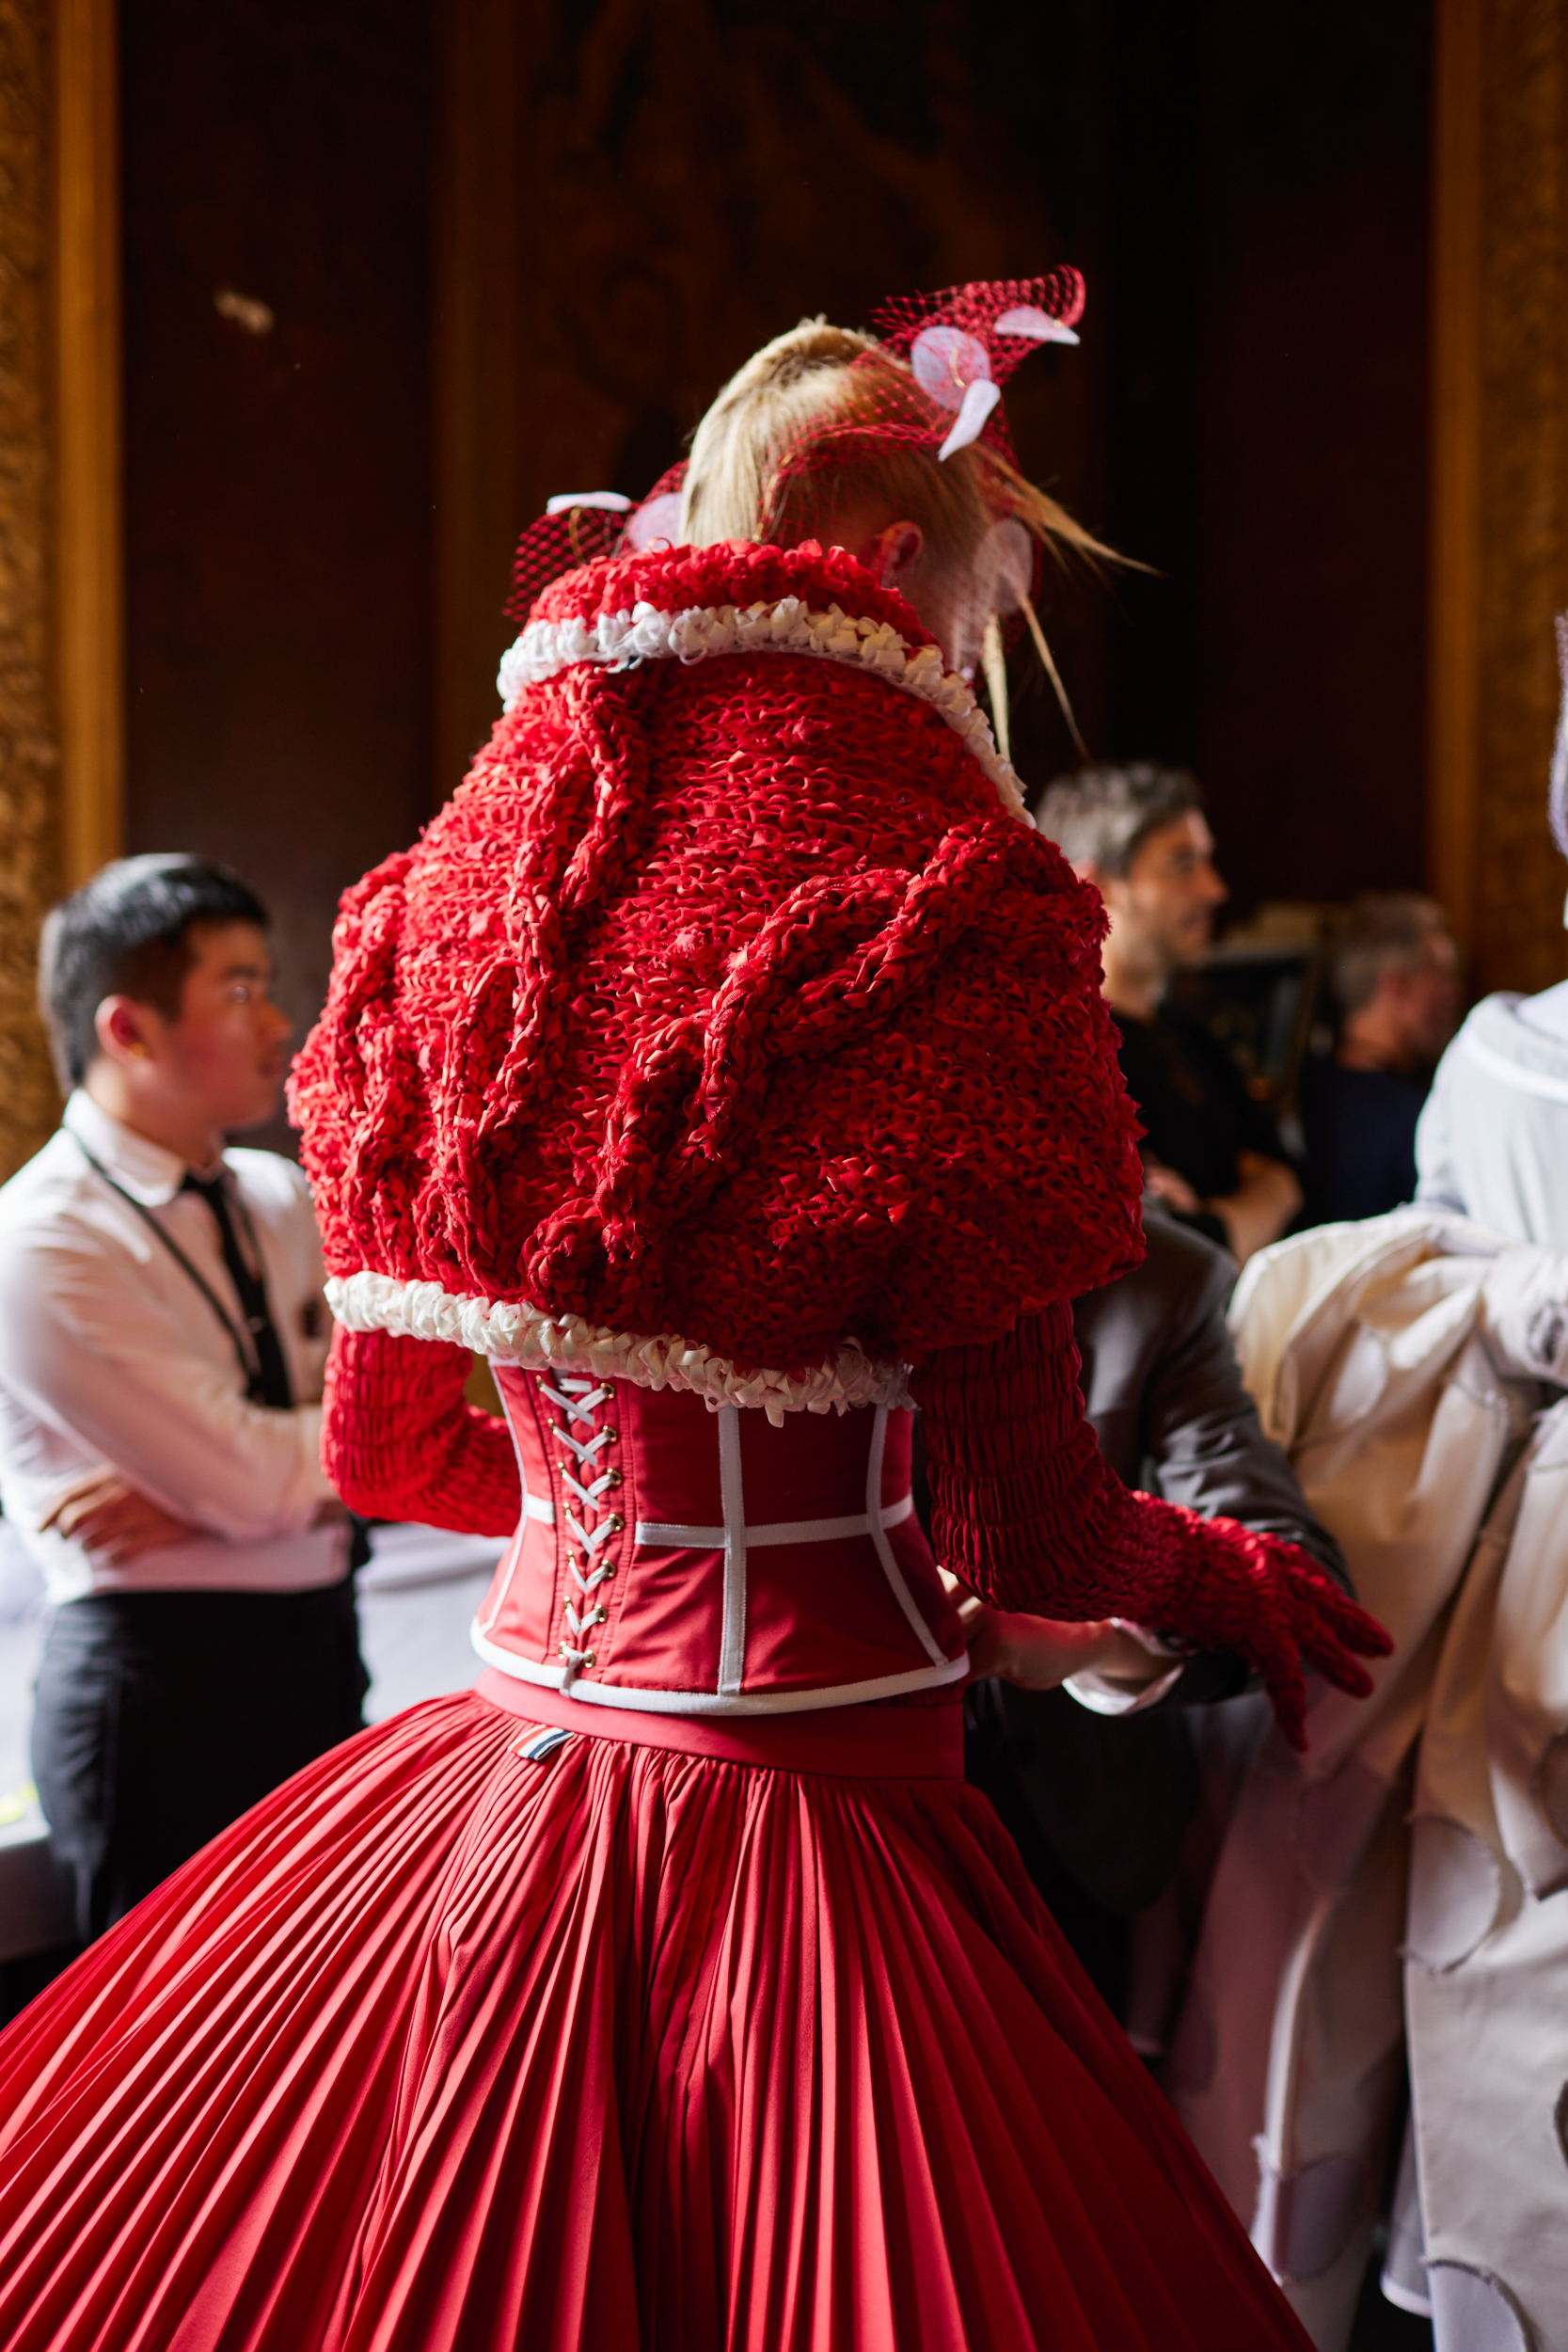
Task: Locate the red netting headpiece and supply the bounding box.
[505,464,689,627]
[500,270,1085,629]
[755,269,1086,534]
[863,268,1085,468]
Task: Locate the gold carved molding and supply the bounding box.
[55,0,121,891]
[1430,0,1568,997]
[0,0,123,1180]
[0,0,61,1176]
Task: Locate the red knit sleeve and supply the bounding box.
[323,1326,521,1538]
[910,1302,1390,1750]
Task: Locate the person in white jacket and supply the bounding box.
[1166,618,1568,2352]
[1417,609,1568,1248]
[1416,969,1568,1243]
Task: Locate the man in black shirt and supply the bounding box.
[1037,762,1300,1263]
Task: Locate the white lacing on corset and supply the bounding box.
[539,1375,622,1691]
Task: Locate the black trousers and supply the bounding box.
[32,1578,368,1941]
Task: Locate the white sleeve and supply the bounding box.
[1064,1622,1186,1716]
[1063,1661,1186,1716]
[0,1230,334,1540]
[1414,1041,1467,1213]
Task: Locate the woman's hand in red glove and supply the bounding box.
[1129,1506,1390,1749]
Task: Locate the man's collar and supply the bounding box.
[62,1090,196,1207]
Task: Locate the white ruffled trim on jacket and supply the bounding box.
[495,595,1032,823]
[326,1270,913,1426]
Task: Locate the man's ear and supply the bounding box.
[94,994,156,1068]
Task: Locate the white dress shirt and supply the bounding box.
[0,1092,343,1604]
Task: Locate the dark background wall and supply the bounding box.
[1192,0,1432,910]
[121,0,433,1141]
[119,0,1432,1141]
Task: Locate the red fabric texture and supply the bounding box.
[290,541,1144,1375]
[324,1326,518,1536]
[0,1692,1311,2352]
[911,1302,1391,1749]
[473,1663,966,1773]
[321,1308,1390,1751]
[470,1367,961,1705]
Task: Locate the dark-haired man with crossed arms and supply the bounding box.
[0,855,364,1941]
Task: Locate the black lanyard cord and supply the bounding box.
[73,1135,271,1403]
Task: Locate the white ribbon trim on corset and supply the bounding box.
[326,1270,913,1425]
[494,595,1033,825]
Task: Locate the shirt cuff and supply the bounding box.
[1064,1620,1188,1716]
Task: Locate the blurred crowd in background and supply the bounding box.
[1036,759,1463,1266]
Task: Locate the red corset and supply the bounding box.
[472,1370,967,1715]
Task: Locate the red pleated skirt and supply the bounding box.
[0,1691,1307,2351]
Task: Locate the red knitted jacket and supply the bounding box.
[304,540,1388,1744]
[291,541,1144,1373]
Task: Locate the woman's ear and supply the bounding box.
[872,521,924,588]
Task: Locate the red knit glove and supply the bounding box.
[910,1302,1390,1750]
[323,1325,521,1537]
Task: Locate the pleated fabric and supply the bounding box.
[0,1692,1308,2352]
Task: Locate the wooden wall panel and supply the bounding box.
[119,0,433,1140]
[431,0,1097,808]
[55,0,121,891]
[1192,0,1432,916]
[1431,0,1568,995]
[0,0,62,1178]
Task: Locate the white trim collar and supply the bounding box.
[62,1091,191,1206]
[496,594,1033,825]
[469,1621,967,1715]
[326,1268,912,1426]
